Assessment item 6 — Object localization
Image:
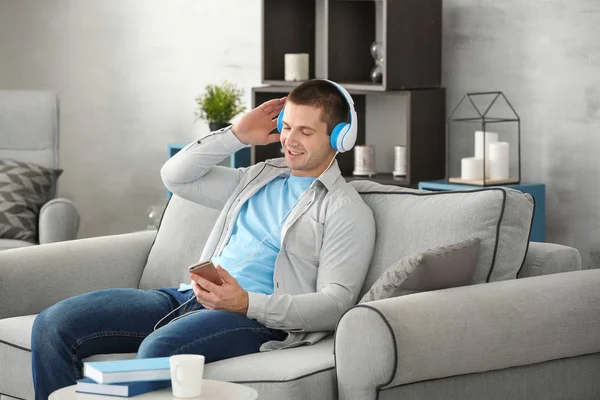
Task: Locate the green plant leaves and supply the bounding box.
[194,81,246,124]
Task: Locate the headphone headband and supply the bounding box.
[323,79,355,106]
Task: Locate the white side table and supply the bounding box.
[49,379,258,400]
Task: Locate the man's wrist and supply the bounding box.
[230,125,248,145]
[237,291,249,316]
[219,126,249,154]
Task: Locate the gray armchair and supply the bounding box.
[0,90,79,250]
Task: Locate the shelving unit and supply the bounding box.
[262,0,442,90]
[254,0,445,187]
[251,85,445,186]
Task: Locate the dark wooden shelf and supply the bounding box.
[262,0,316,82]
[250,85,446,185]
[254,0,445,186]
[261,80,305,88]
[253,82,384,95]
[261,0,441,90]
[332,82,385,92]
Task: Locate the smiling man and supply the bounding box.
[30,79,376,399]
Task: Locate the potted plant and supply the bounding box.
[194,81,247,132]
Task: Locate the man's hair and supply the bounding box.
[286,80,349,136]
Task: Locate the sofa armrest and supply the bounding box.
[38,198,80,244]
[518,241,582,278]
[334,269,600,400]
[0,230,156,319]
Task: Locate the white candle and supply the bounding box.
[284,53,309,81]
[461,157,483,180]
[489,141,510,180]
[474,131,498,178]
[393,145,406,177]
[474,131,498,158]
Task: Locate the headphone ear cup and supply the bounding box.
[340,124,357,152]
[277,109,284,132]
[330,123,348,151]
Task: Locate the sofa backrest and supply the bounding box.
[139,195,220,289]
[140,180,534,297]
[0,90,59,170]
[350,181,535,298]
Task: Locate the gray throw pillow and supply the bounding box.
[0,159,62,243]
[359,238,480,303]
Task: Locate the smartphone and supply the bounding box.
[188,260,224,286]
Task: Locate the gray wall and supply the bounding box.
[0,0,260,237]
[443,0,600,269]
[1,0,598,268]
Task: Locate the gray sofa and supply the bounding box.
[1,180,599,400]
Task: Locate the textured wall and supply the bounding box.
[0,0,261,238]
[1,0,598,268]
[443,0,600,268]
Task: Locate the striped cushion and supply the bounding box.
[0,159,61,243]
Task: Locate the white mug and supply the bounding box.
[170,354,205,398]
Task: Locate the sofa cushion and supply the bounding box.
[350,181,534,297]
[359,237,480,303]
[0,159,62,243]
[139,195,220,289]
[0,238,35,251]
[0,315,335,400]
[0,315,36,399]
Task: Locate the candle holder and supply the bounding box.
[446,91,521,186]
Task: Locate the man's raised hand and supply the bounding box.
[230,97,286,146]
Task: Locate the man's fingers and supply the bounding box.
[190,274,220,293]
[261,97,286,115]
[193,283,218,304]
[191,282,209,301]
[264,105,284,119]
[260,98,284,112]
[268,101,285,117]
[216,265,238,285]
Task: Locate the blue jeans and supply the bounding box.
[31,288,286,400]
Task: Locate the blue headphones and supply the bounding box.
[276,79,358,153]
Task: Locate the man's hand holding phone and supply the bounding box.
[189,261,249,316]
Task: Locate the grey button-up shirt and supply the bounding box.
[161,126,376,351]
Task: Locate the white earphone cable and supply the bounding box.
[153,151,339,331]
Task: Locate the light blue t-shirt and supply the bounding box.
[179,174,316,294]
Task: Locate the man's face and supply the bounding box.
[279,102,336,177]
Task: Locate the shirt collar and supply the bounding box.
[266,157,341,192]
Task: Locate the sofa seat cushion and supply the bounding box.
[350,181,534,298]
[0,315,336,400]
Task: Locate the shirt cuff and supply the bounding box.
[217,125,250,154]
[246,292,267,323]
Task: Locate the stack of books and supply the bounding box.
[76,357,173,397]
